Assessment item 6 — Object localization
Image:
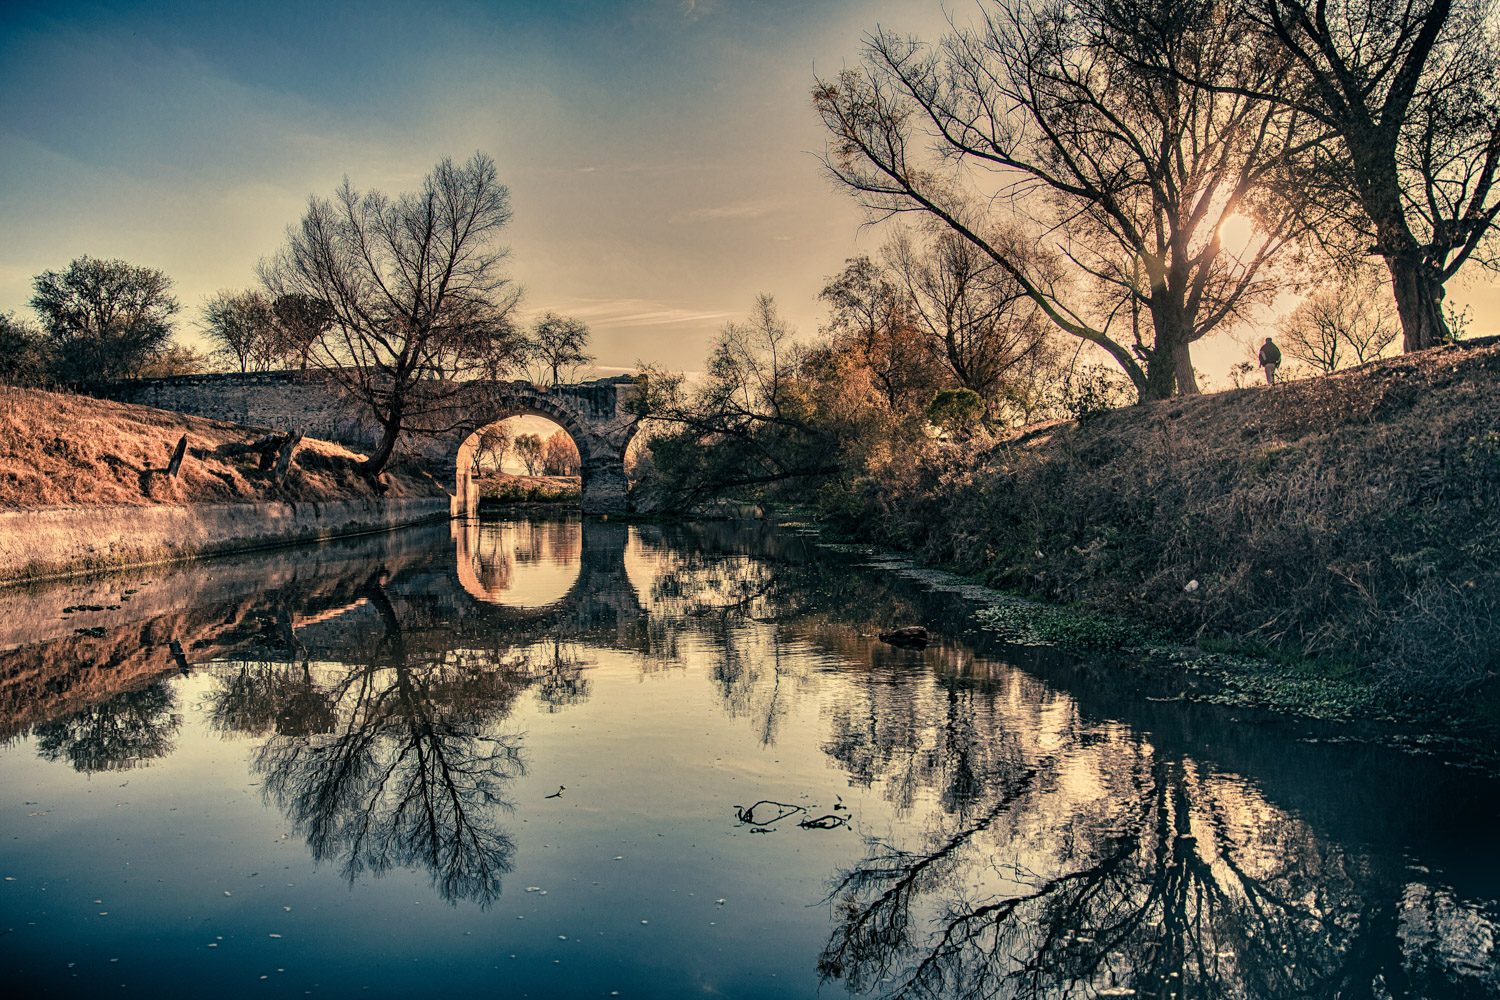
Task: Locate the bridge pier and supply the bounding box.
[580,458,630,515]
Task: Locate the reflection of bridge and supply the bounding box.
[98,371,642,514]
[450,518,644,641]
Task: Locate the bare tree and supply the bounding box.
[886,227,1054,409]
[1233,0,1500,350]
[472,423,511,474]
[1276,268,1400,373]
[525,312,594,386]
[260,153,524,477]
[632,295,843,509]
[814,0,1318,401]
[513,433,544,475]
[200,290,278,372]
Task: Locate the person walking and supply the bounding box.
[1258,336,1282,386]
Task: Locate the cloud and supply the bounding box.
[543,297,735,328]
[669,199,781,224]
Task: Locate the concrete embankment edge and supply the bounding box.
[0,497,453,586]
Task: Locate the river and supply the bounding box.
[0,515,1496,999]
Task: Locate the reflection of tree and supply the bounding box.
[628,526,921,745]
[207,579,535,907]
[818,748,1397,1000]
[254,662,525,907]
[207,660,336,738]
[519,639,592,712]
[824,671,1031,819]
[34,683,180,773]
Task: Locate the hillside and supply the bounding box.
[822,337,1500,705]
[0,386,447,508]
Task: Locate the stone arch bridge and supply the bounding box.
[99,371,642,514]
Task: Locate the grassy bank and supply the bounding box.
[817,339,1500,720]
[475,472,581,507]
[0,385,445,507]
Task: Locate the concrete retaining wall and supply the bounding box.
[0,497,452,585]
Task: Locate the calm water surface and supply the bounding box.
[0,516,1496,999]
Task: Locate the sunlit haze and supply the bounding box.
[2,0,1494,384]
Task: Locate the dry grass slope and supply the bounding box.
[0,386,445,508]
[821,338,1500,701]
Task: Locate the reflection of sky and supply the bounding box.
[1,521,1498,996]
[467,520,583,607]
[0,0,956,373]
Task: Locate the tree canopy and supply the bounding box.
[261,152,525,476]
[814,0,1324,400]
[29,256,180,382]
[525,312,594,386]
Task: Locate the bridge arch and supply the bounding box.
[445,377,641,516]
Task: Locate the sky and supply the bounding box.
[2,0,1495,387]
[0,0,956,376]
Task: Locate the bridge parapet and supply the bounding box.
[92,371,643,514]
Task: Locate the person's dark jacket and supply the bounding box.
[1259,341,1282,366]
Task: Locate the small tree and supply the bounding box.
[472,424,511,474]
[200,290,278,372]
[925,388,985,439]
[820,256,943,412]
[261,153,525,477]
[525,312,594,386]
[541,431,581,476]
[514,433,544,475]
[30,256,179,382]
[0,312,52,386]
[1276,271,1401,374]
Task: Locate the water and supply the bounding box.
[0,515,1496,999]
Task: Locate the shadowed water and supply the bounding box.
[0,516,1495,998]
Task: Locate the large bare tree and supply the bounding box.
[1236,0,1500,350]
[261,153,524,477]
[814,0,1318,401]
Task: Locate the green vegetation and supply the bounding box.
[476,474,580,506]
[974,601,1169,651]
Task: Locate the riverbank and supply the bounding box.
[813,337,1500,728]
[0,386,451,583]
[0,385,445,507]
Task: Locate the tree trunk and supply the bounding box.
[1172,338,1200,396]
[1386,254,1450,351]
[360,413,402,479]
[1139,350,1178,401]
